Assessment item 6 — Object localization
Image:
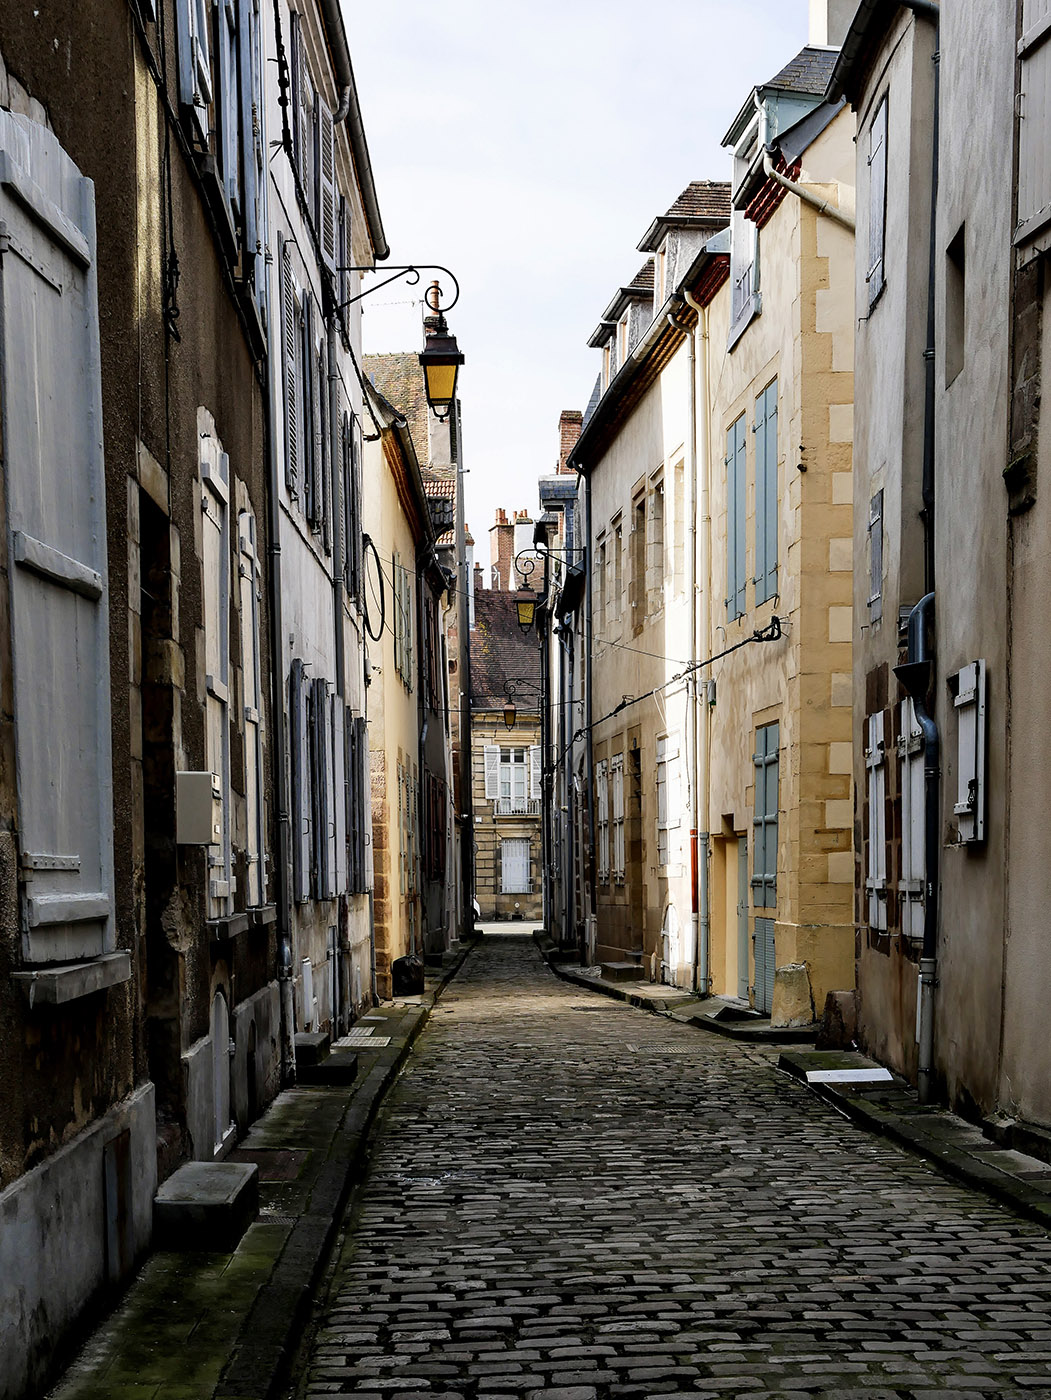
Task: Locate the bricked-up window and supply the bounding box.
[752,722,779,908]
[596,759,610,882]
[865,711,888,930]
[868,490,884,623]
[656,734,680,867]
[611,754,626,882]
[867,94,888,308]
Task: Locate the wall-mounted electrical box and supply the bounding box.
[176,771,222,845]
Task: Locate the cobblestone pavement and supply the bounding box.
[301,932,1051,1400]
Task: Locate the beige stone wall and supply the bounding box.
[471,711,542,921]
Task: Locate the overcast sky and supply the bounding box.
[350,1,812,570]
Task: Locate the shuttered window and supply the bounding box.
[753,380,778,605]
[240,0,266,312]
[238,509,266,906]
[501,839,531,894]
[175,0,212,140]
[951,660,986,843]
[0,114,116,963]
[595,760,610,882]
[867,95,888,306]
[1017,1,1051,243]
[216,0,241,217]
[726,414,747,619]
[202,437,233,915]
[898,699,925,940]
[309,677,335,899]
[656,734,681,868]
[484,745,501,801]
[611,754,625,882]
[393,554,414,689]
[290,659,312,902]
[865,711,887,930]
[317,96,337,270]
[530,745,542,800]
[346,711,371,895]
[868,489,884,622]
[752,722,779,908]
[280,236,301,503]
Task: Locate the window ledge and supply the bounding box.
[727,292,762,351]
[12,951,131,1006]
[207,904,277,943]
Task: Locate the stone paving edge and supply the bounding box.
[213,938,480,1400]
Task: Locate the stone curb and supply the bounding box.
[532,931,816,1043]
[214,939,478,1400]
[779,1048,1051,1232]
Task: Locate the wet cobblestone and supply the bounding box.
[303,932,1051,1399]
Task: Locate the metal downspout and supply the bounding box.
[761,149,856,231]
[669,307,702,992]
[326,320,348,1029]
[683,288,713,997]
[455,399,475,939]
[580,466,597,959]
[264,337,296,1085]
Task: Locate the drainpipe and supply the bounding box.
[579,465,597,959]
[683,287,713,997]
[921,15,940,595]
[894,593,939,1103]
[264,337,296,1085]
[761,149,856,232]
[326,320,348,1029]
[668,306,703,992]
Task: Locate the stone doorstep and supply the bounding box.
[153,1161,259,1252]
[296,1048,359,1087]
[600,962,646,983]
[294,1030,331,1067]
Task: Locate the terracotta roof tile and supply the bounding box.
[664,180,732,222]
[364,353,430,465]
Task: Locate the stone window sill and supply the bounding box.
[12,950,132,1006]
[208,904,277,942]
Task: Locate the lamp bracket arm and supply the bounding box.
[336,264,461,312]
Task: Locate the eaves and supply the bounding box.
[367,382,435,545]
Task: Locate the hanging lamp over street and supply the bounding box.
[418,281,464,420]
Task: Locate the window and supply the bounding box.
[1017,1,1051,244]
[898,699,925,940]
[343,410,363,601]
[753,379,778,604]
[867,95,888,308]
[201,437,233,916]
[595,759,610,882]
[648,478,665,611]
[673,460,685,594]
[346,711,371,895]
[611,754,625,882]
[501,838,531,894]
[238,509,266,906]
[290,659,311,902]
[864,712,887,930]
[868,489,884,623]
[632,494,646,630]
[726,414,747,619]
[728,208,759,346]
[596,534,607,636]
[950,660,986,843]
[752,722,779,907]
[613,519,623,621]
[176,0,213,140]
[309,677,335,900]
[656,734,680,867]
[216,0,241,217]
[945,224,966,387]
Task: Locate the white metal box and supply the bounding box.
[176,771,222,845]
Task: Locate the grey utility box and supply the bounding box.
[176,771,222,845]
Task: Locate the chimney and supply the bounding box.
[489,510,515,591]
[809,0,852,47]
[558,410,583,473]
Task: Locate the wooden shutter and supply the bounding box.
[530,745,542,799]
[754,916,776,1015]
[280,237,299,500]
[1017,1,1051,243]
[0,113,115,961]
[201,440,233,914]
[952,660,986,843]
[726,415,747,618]
[217,0,240,212]
[176,0,212,138]
[317,95,337,270]
[868,489,884,622]
[865,711,887,930]
[333,696,347,894]
[867,96,887,303]
[484,746,500,800]
[752,722,779,907]
[754,380,778,604]
[290,659,311,902]
[239,509,265,906]
[898,699,925,940]
[239,0,266,306]
[318,337,331,552]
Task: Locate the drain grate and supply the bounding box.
[625,1044,696,1054]
[570,1004,607,1012]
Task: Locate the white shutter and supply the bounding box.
[952,660,986,843]
[1018,2,1051,243]
[865,711,887,931]
[0,113,115,961]
[530,745,542,799]
[202,440,233,914]
[595,761,609,882]
[176,0,212,138]
[239,509,265,906]
[611,754,625,880]
[484,746,500,800]
[867,96,887,303]
[317,96,337,270]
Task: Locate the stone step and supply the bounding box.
[296,1047,359,1087]
[600,961,646,983]
[154,1161,258,1251]
[294,1030,330,1067]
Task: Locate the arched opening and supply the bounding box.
[212,990,233,1153]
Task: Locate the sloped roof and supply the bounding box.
[766,46,839,96]
[663,181,732,221]
[470,590,542,709]
[364,353,430,466]
[627,261,655,294]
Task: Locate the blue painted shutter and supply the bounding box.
[176,0,212,139]
[726,415,747,618]
[754,380,778,604]
[0,113,115,961]
[752,721,779,906]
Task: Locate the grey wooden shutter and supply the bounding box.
[239,0,266,309]
[754,380,777,604]
[176,0,212,140]
[317,96,337,271]
[1018,1,1051,243]
[280,237,298,500]
[302,294,317,526]
[333,694,347,892]
[754,916,775,1015]
[319,338,331,554]
[217,0,241,213]
[868,489,883,622]
[726,415,747,618]
[239,509,265,906]
[867,96,887,304]
[752,722,779,907]
[290,659,311,902]
[0,112,115,961]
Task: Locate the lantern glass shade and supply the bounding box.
[419,319,464,417]
[516,596,536,632]
[422,360,459,408]
[503,702,516,730]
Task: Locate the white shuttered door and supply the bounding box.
[0,113,115,961]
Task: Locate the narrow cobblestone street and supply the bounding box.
[301,933,1051,1400]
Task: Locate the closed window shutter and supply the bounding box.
[290,659,311,902]
[484,746,500,800]
[726,415,747,618]
[309,302,323,532]
[239,509,265,906]
[289,13,303,173]
[754,381,778,604]
[868,489,884,621]
[752,722,779,906]
[280,238,298,500]
[1018,5,1051,242]
[867,96,887,303]
[530,745,541,799]
[0,114,115,961]
[176,0,212,137]
[217,0,240,213]
[318,339,331,553]
[239,0,265,307]
[865,711,887,929]
[317,96,337,270]
[952,660,986,843]
[898,699,925,940]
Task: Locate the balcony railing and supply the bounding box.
[494,798,540,817]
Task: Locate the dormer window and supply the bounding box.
[617,318,628,363]
[728,118,762,348]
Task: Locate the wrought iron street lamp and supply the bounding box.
[503,677,542,731]
[418,282,464,421]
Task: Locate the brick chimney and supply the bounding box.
[558,410,583,473]
[489,509,515,591]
